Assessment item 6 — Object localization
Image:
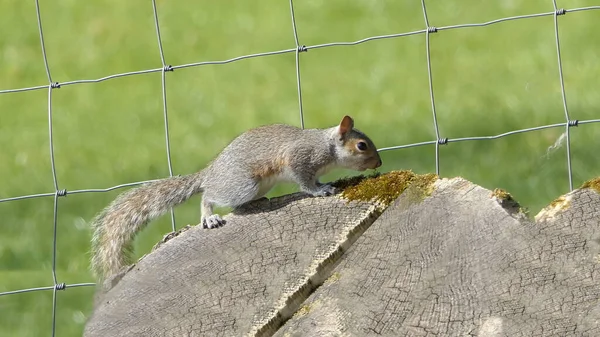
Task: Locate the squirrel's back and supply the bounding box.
[201,123,340,204]
[205,124,329,174]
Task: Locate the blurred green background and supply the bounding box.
[1,0,599,336]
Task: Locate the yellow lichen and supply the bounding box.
[581,177,600,193]
[548,195,570,211]
[535,195,571,222]
[324,272,341,285]
[294,303,313,318]
[491,188,526,216]
[334,170,437,207]
[491,188,511,201]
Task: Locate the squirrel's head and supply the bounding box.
[334,115,382,171]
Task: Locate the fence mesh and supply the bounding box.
[0,1,599,336]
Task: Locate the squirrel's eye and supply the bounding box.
[356,141,368,151]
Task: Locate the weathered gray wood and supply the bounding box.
[275,178,600,336]
[84,193,381,337]
[85,175,600,337]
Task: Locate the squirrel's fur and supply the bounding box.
[90,116,381,280]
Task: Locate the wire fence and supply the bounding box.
[0,1,599,336]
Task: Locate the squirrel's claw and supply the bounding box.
[202,214,225,229]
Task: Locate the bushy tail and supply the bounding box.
[90,172,204,280]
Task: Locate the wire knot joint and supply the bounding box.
[437,138,448,145]
[427,27,438,33]
[163,65,174,72]
[555,8,566,16]
[297,45,308,53]
[568,120,579,127]
[50,82,61,89]
[56,189,67,197]
[55,283,66,291]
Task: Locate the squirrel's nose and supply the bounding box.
[374,158,382,168]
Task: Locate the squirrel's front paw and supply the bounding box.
[311,184,337,197]
[202,215,226,229]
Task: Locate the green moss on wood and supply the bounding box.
[492,188,511,201]
[548,196,570,212]
[581,177,600,193]
[491,188,527,216]
[324,272,341,285]
[334,170,437,208]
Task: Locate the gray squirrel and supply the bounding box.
[90,115,382,280]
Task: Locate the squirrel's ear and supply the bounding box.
[338,115,354,136]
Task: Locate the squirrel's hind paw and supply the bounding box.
[311,184,337,197]
[202,214,226,229]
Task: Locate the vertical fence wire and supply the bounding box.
[551,2,574,191]
[152,0,177,231]
[35,0,64,336]
[420,0,443,175]
[289,0,306,129]
[34,0,52,84]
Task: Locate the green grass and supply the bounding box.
[1,1,599,336]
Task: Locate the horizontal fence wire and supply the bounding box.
[0,2,599,337]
